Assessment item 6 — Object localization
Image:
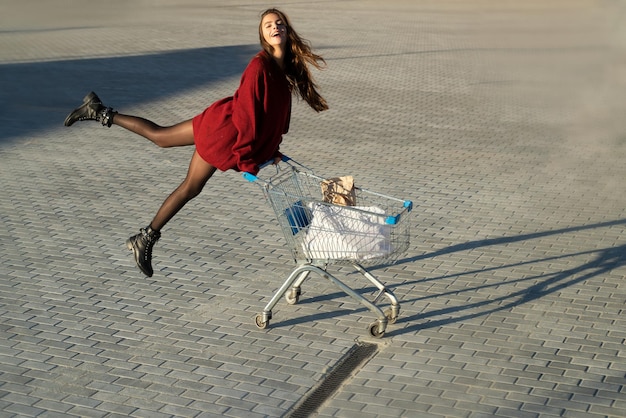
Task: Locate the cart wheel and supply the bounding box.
[255,314,269,329]
[384,308,398,325]
[368,322,385,339]
[285,287,301,305]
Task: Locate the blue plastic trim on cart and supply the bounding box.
[385,215,398,225]
[243,172,258,182]
[384,200,413,225]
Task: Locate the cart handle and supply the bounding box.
[243,155,292,182]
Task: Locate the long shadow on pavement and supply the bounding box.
[0,44,258,144]
[388,241,626,337]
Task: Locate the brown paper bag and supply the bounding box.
[321,176,357,206]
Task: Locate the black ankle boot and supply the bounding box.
[64,91,117,127]
[126,226,161,277]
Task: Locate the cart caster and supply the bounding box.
[285,287,301,305]
[255,314,270,329]
[384,308,398,325]
[368,321,386,339]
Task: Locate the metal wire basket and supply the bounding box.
[244,157,413,338]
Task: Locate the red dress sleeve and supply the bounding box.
[231,58,266,174]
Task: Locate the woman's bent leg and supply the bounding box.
[126,151,217,277]
[149,151,217,231]
[112,115,195,148]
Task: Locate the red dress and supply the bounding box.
[192,51,292,175]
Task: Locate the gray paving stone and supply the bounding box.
[2,0,626,417]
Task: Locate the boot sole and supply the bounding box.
[63,103,89,126]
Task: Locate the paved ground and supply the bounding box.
[2,0,626,417]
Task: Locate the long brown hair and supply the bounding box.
[259,8,329,112]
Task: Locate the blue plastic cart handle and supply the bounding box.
[243,172,258,182]
[243,155,291,182]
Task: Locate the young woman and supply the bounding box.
[64,8,328,277]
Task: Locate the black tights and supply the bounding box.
[112,114,217,231]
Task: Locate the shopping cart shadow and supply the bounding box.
[269,219,626,335]
[383,218,626,337]
[267,288,381,329]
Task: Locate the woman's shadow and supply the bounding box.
[0,44,259,144]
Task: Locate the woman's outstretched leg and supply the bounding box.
[126,151,217,277]
[112,114,195,147]
[64,91,194,147]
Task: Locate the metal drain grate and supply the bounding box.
[287,342,379,417]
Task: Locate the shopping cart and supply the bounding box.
[244,156,412,338]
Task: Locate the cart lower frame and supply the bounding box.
[254,261,400,338]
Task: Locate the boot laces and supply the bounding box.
[100,107,116,127]
[75,100,104,122]
[140,228,160,261]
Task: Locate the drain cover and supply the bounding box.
[287,342,379,417]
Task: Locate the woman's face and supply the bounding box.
[261,13,287,49]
